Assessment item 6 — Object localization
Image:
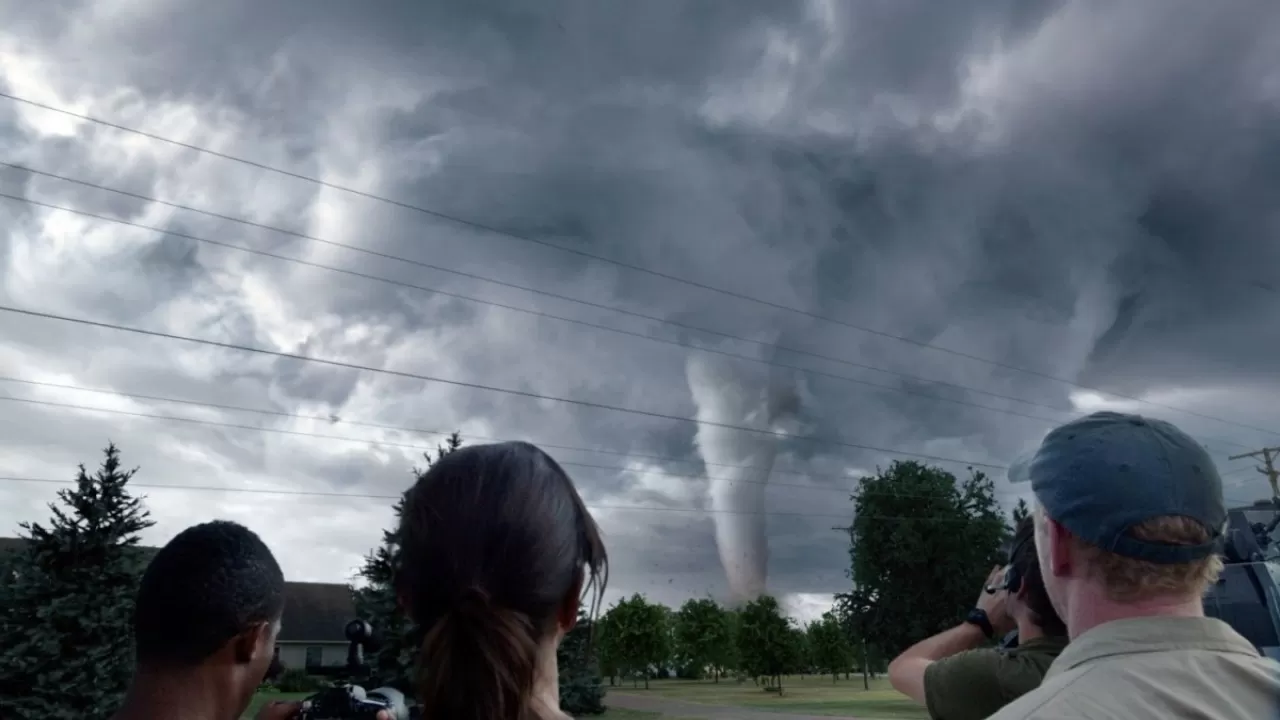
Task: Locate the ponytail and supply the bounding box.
[415,587,543,720]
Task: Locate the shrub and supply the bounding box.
[277,668,324,693]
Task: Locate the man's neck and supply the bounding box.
[113,670,233,720]
[1015,617,1046,643]
[1065,584,1204,640]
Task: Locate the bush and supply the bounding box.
[558,616,606,716]
[277,668,324,693]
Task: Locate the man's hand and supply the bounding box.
[254,701,302,720]
[254,699,391,720]
[975,565,1017,636]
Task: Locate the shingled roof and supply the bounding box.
[0,538,355,644]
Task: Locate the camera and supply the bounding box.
[299,684,410,720]
[297,620,417,720]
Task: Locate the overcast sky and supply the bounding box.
[2,0,1279,623]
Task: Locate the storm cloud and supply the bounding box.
[1,0,1278,616]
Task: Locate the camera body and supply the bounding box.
[299,684,410,720]
[296,619,419,720]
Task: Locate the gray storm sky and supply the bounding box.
[1,0,1278,620]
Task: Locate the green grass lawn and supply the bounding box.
[611,675,928,719]
[242,691,310,719]
[244,677,919,719]
[243,690,658,719]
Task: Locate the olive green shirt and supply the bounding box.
[923,636,1069,720]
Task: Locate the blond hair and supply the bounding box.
[1071,515,1223,603]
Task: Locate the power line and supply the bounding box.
[0,189,1264,456]
[0,392,1019,504]
[13,383,1265,507]
[0,182,1072,425]
[2,94,1274,437]
[0,304,1010,470]
[0,374,842,483]
[0,475,1000,523]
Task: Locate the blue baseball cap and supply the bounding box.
[1014,411,1227,564]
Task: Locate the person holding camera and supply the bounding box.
[988,412,1280,720]
[395,440,609,720]
[110,520,301,720]
[888,517,1069,720]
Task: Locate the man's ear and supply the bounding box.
[1044,516,1074,578]
[232,622,271,665]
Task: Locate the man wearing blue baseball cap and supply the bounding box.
[989,411,1280,720]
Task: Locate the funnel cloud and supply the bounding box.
[689,352,802,604]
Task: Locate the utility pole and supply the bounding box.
[1228,447,1280,501]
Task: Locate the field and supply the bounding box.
[244,676,925,719]
[241,691,659,719]
[610,675,926,719]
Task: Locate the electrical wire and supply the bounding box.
[0,183,1072,426]
[1,92,1274,436]
[0,374,929,486]
[0,393,1018,503]
[0,475,1002,523]
[7,386,1264,506]
[4,165,1275,447]
[0,304,1009,470]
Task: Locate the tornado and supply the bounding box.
[686,352,801,605]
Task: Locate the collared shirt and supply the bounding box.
[987,616,1280,720]
[923,635,1069,720]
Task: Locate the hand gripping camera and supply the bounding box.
[298,620,415,720]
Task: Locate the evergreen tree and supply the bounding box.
[557,610,607,715]
[351,432,462,692]
[1011,497,1031,525]
[0,444,154,720]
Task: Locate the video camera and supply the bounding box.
[298,620,418,720]
[985,533,1031,651]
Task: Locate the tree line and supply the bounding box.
[595,591,878,693]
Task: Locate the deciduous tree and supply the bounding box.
[845,461,1008,657]
[736,595,796,692]
[672,597,735,681]
[808,611,854,682]
[597,594,669,689]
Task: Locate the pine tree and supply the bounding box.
[1011,497,1031,526]
[351,432,462,692]
[0,444,154,720]
[557,610,607,715]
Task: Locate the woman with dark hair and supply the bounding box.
[395,441,609,720]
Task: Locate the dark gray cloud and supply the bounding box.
[2,0,1279,618]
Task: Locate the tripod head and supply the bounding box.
[343,620,375,678]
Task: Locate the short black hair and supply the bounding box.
[1009,516,1067,637]
[134,520,285,667]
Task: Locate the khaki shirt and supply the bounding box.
[987,616,1280,720]
[924,636,1069,720]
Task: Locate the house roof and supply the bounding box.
[0,537,355,644]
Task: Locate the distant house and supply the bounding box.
[0,537,356,671]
